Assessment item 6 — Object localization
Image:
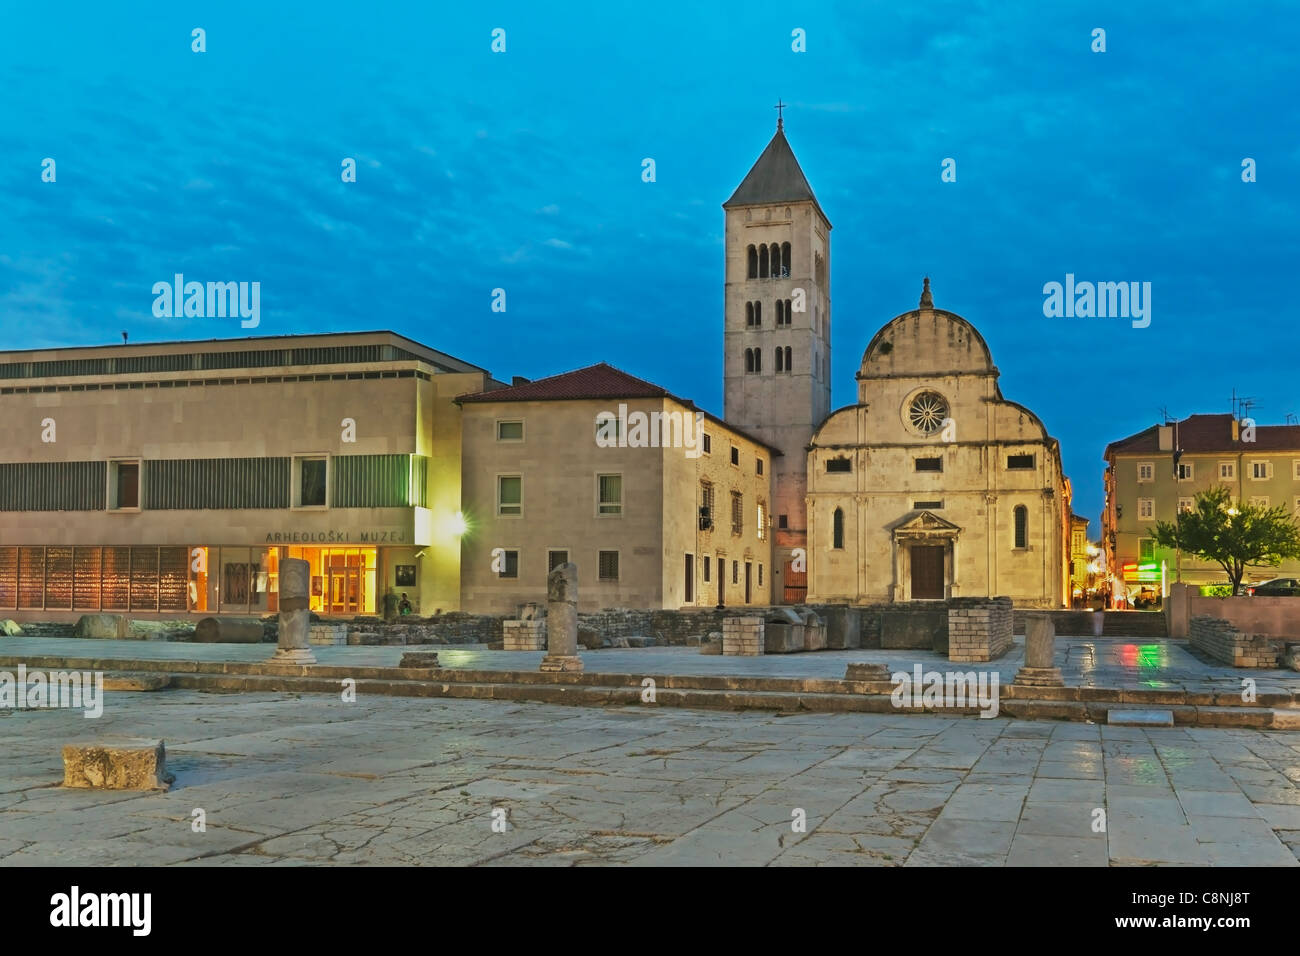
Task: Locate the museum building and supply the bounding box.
[0,331,500,620]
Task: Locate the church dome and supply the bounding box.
[858,279,995,380]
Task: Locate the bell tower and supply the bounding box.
[722,110,831,603]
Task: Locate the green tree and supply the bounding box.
[1150,484,1300,595]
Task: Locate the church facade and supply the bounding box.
[803,282,1072,607]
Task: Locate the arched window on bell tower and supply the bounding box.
[783,346,793,371]
[832,507,844,549]
[775,347,784,373]
[775,300,784,325]
[781,242,791,278]
[754,301,761,325]
[744,348,754,373]
[746,302,754,327]
[747,245,758,279]
[1014,505,1028,549]
[759,245,769,278]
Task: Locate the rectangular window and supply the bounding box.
[498,549,519,579]
[702,434,711,454]
[598,550,619,581]
[496,420,524,441]
[732,560,738,585]
[825,458,851,473]
[1178,497,1194,514]
[547,550,568,572]
[1250,495,1270,508]
[1220,461,1236,480]
[1251,461,1272,480]
[757,502,766,541]
[290,455,328,509]
[300,458,327,506]
[684,554,694,603]
[1007,454,1036,470]
[108,460,141,511]
[1177,462,1194,481]
[498,475,522,516]
[731,491,743,535]
[1294,460,1300,480]
[597,474,622,515]
[703,556,711,582]
[1137,462,1154,482]
[758,564,763,586]
[778,514,788,529]
[914,500,943,509]
[756,458,764,476]
[1294,497,1300,516]
[730,446,739,466]
[1138,498,1154,520]
[1139,538,1155,561]
[700,482,714,530]
[915,457,942,473]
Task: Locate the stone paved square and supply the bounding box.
[2,687,1300,866]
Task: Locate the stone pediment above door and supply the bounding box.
[889,510,962,539]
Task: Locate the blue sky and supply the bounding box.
[3,1,1298,528]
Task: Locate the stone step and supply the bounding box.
[1107,708,1174,727]
[102,673,171,691]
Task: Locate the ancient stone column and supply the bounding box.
[539,562,583,672]
[1014,612,1063,686]
[272,557,317,664]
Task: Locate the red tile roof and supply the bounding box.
[457,362,669,403]
[1106,413,1300,456]
[455,362,783,455]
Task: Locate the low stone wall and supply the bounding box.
[308,624,348,646]
[1189,616,1282,668]
[1169,586,1298,640]
[722,617,764,656]
[948,598,1014,663]
[502,620,546,651]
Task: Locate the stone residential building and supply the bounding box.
[0,331,496,620]
[805,281,1072,607]
[1070,513,1090,603]
[457,363,777,613]
[722,116,832,604]
[1103,412,1300,596]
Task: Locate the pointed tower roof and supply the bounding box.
[723,123,829,224]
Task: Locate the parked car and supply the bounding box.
[1247,578,1300,596]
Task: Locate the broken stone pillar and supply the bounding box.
[1015,612,1063,686]
[539,562,583,672]
[272,557,317,664]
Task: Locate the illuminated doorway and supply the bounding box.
[286,547,377,615]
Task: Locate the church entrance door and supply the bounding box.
[910,545,945,600]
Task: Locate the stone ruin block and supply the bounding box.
[801,610,827,651]
[764,623,805,653]
[62,738,173,791]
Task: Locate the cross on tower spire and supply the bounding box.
[774,99,786,130]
